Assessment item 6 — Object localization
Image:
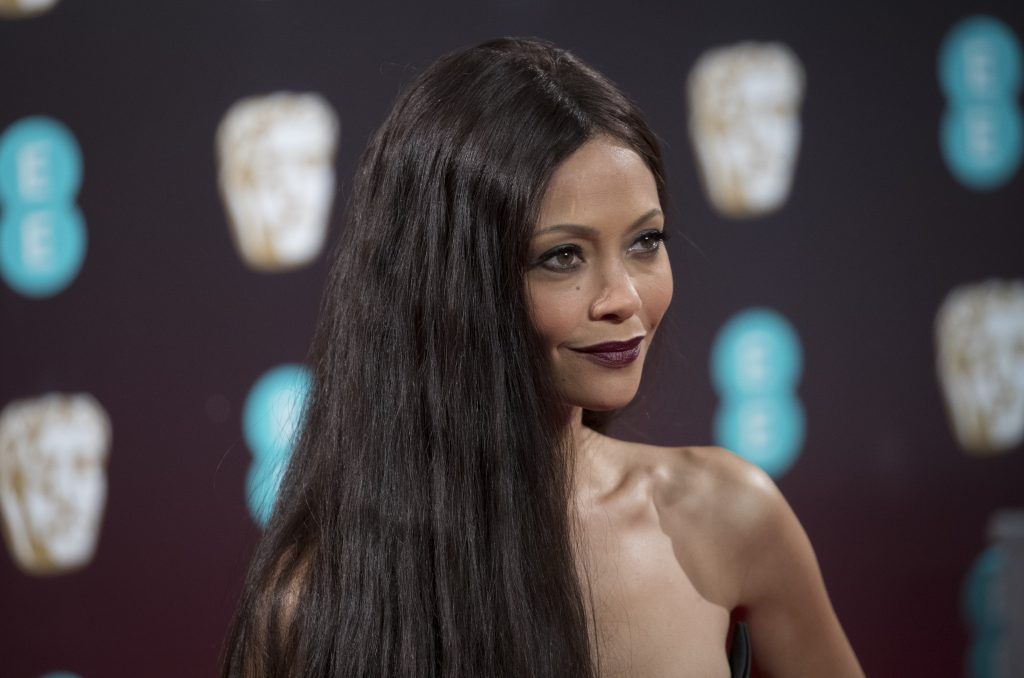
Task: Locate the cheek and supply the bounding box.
[526,281,584,347]
[642,260,674,324]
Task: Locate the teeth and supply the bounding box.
[686,42,804,218]
[0,393,111,575]
[216,92,339,272]
[936,279,1024,455]
[0,0,60,17]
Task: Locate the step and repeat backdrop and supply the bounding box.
[2,1,1023,676]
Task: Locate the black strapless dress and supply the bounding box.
[727,621,751,678]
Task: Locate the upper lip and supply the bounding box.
[570,335,645,353]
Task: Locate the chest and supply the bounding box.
[573,485,733,678]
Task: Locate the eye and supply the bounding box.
[629,229,668,255]
[537,245,584,272]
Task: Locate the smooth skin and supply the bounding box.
[525,134,865,677]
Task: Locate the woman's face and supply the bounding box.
[525,134,674,411]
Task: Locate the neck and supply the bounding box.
[555,403,586,447]
[556,404,601,486]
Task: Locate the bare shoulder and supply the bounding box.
[647,443,778,538]
[651,444,864,676]
[668,444,773,495]
[664,445,804,594]
[601,442,775,609]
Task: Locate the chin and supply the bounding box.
[565,379,641,412]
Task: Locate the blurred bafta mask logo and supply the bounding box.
[0,0,59,18]
[687,42,805,218]
[216,92,339,272]
[936,279,1024,455]
[0,393,111,575]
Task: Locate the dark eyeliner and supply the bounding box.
[633,229,669,251]
[641,229,669,241]
[535,244,583,270]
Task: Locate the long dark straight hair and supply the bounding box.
[220,36,668,678]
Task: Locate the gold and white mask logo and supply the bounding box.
[0,0,59,18]
[936,279,1024,456]
[0,393,111,575]
[687,42,805,218]
[216,92,340,272]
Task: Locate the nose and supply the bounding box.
[589,260,642,322]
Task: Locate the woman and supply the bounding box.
[221,36,864,677]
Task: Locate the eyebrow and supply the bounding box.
[533,208,663,238]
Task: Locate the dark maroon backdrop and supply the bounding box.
[2,1,1023,676]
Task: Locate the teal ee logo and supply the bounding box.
[710,308,805,478]
[242,364,312,526]
[0,116,86,297]
[962,546,1009,678]
[939,15,1024,190]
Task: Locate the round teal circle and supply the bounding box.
[711,308,803,397]
[242,363,311,525]
[966,632,1005,678]
[242,363,312,460]
[941,103,1024,190]
[716,393,802,477]
[0,203,86,297]
[0,116,83,205]
[939,15,1023,102]
[962,546,1006,632]
[713,395,805,478]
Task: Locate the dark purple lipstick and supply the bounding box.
[569,335,644,368]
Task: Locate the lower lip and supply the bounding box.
[570,344,642,368]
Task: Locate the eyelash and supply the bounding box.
[535,230,670,273]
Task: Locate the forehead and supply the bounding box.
[536,136,659,228]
